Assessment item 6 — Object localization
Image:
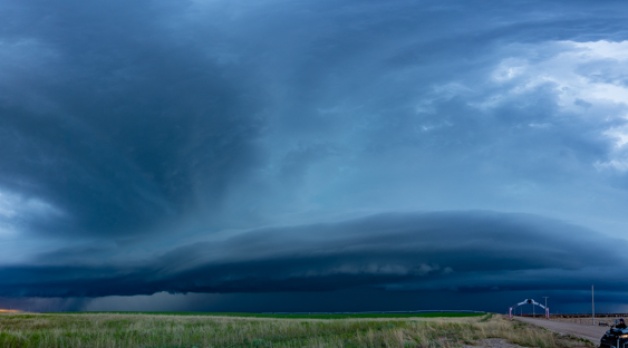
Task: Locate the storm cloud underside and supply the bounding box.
[2,0,628,312]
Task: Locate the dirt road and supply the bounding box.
[514,317,608,344]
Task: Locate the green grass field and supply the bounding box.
[75,311,485,320]
[0,311,593,348]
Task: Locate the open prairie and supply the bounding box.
[0,312,594,348]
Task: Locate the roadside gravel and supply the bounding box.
[514,317,608,344]
[463,338,528,348]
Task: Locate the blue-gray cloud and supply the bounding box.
[1,212,625,306]
[2,0,628,312]
[0,0,264,237]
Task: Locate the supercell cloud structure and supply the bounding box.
[1,0,628,312]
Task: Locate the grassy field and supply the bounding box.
[77,311,486,320]
[0,312,593,348]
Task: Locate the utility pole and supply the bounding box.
[592,285,595,325]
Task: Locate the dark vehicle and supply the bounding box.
[600,320,628,348]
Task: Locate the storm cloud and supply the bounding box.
[0,1,265,238]
[2,0,628,312]
[2,212,627,312]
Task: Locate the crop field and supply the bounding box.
[0,311,592,348]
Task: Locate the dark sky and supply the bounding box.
[2,0,628,313]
